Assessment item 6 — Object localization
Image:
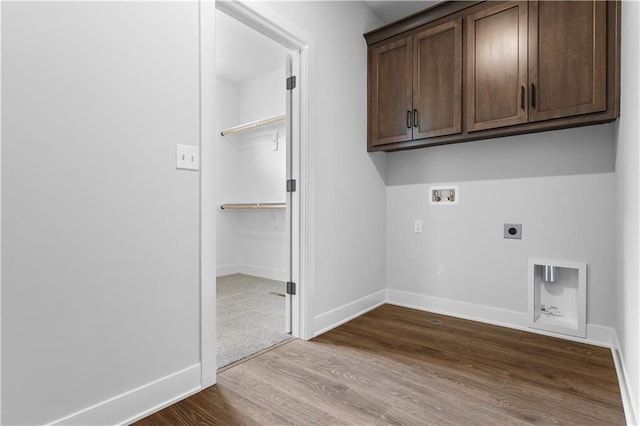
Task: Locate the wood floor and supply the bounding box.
[135,304,625,425]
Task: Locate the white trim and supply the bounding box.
[199,0,217,388]
[215,0,305,51]
[217,263,241,277]
[240,264,286,282]
[297,45,311,340]
[0,1,3,421]
[47,365,201,426]
[313,290,386,337]
[612,330,639,426]
[217,263,286,281]
[387,289,526,329]
[386,289,615,348]
[585,323,616,346]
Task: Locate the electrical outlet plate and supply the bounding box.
[176,144,199,171]
[504,223,522,239]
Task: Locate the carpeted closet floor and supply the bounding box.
[217,274,291,368]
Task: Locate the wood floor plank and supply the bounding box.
[220,364,349,425]
[279,339,519,425]
[238,347,392,424]
[324,316,513,387]
[135,304,625,426]
[187,381,290,425]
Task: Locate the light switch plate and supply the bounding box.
[176,144,199,171]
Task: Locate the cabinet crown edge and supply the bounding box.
[364,1,481,46]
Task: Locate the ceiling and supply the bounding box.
[216,10,289,84]
[216,1,440,84]
[364,1,439,25]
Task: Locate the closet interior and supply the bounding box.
[215,9,292,369]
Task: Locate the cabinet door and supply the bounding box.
[466,2,528,132]
[369,37,413,146]
[413,19,462,139]
[529,1,607,122]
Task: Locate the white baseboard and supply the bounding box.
[585,323,616,347]
[217,263,241,277]
[612,330,638,426]
[240,264,286,281]
[217,263,286,281]
[48,364,202,426]
[313,290,386,337]
[386,289,527,327]
[386,289,615,348]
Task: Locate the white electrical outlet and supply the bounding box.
[414,219,423,233]
[176,144,199,171]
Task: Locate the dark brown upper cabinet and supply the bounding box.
[368,19,462,147]
[466,2,528,132]
[413,19,463,139]
[529,0,607,122]
[369,37,413,147]
[364,0,620,152]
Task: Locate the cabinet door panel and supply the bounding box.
[466,2,528,132]
[529,1,606,122]
[369,38,413,146]
[413,19,462,139]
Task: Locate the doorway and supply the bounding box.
[213,5,300,369]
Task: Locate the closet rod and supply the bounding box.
[220,114,286,136]
[220,202,286,210]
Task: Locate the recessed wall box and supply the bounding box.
[429,185,458,205]
[528,258,587,338]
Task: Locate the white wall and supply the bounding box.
[1,3,201,424]
[215,77,243,273]
[236,69,287,203]
[239,68,286,124]
[215,69,287,280]
[387,124,616,185]
[615,1,640,421]
[385,113,619,343]
[263,1,387,334]
[387,173,616,332]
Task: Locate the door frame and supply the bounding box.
[199,0,311,387]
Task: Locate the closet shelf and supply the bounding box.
[220,114,286,136]
[220,202,286,210]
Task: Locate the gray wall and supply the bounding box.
[1,3,200,424]
[386,120,618,331]
[615,1,640,421]
[387,173,616,327]
[387,123,616,186]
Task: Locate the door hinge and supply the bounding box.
[286,179,297,193]
[286,76,297,90]
[286,281,296,295]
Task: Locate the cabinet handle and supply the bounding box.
[520,86,525,110]
[531,83,536,108]
[413,109,418,127]
[407,111,411,129]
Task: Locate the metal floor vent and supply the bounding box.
[428,319,442,325]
